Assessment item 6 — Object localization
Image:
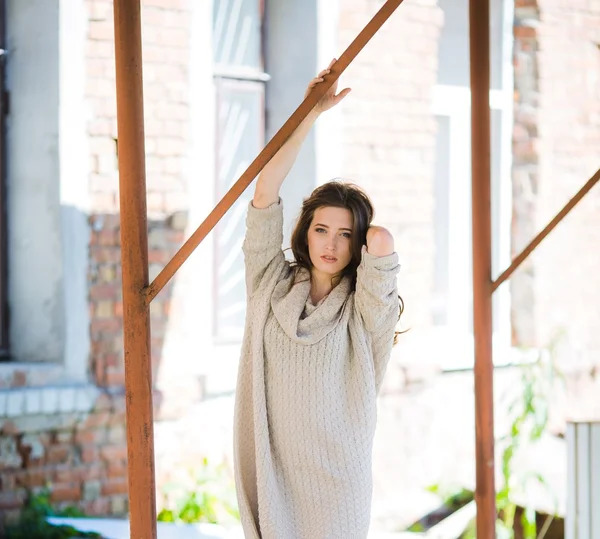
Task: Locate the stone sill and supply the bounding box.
[0,361,86,389]
[0,362,101,418]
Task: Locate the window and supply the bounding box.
[212,0,268,342]
[0,0,8,358]
[432,0,514,368]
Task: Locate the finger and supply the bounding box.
[328,58,337,69]
[333,87,352,104]
[317,68,331,78]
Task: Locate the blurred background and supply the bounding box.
[0,0,599,536]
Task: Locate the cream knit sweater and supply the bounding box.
[233,199,400,539]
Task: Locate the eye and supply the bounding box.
[315,227,327,234]
[341,232,352,239]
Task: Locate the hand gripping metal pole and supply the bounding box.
[145,0,407,303]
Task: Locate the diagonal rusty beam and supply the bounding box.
[145,0,407,303]
[493,168,600,292]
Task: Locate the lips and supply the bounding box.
[321,255,338,263]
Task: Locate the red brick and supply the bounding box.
[101,476,128,496]
[107,460,128,479]
[51,483,82,503]
[515,25,537,39]
[81,463,105,481]
[81,445,100,464]
[91,318,121,336]
[90,246,121,264]
[26,468,54,488]
[100,444,127,463]
[90,283,121,300]
[75,428,108,445]
[54,466,82,484]
[94,357,107,386]
[104,353,120,368]
[46,444,74,465]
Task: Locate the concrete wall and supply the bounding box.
[6,0,64,364]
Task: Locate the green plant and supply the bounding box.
[157,457,240,526]
[494,346,562,539]
[2,488,101,539]
[461,341,563,539]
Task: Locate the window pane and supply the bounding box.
[213,80,264,340]
[213,0,262,71]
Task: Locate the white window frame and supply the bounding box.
[430,0,515,370]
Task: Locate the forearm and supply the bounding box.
[252,109,320,209]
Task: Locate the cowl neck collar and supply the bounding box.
[270,268,352,345]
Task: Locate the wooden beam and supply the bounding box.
[145,0,408,303]
[113,1,157,538]
[469,0,496,535]
[493,168,600,292]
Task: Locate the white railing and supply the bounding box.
[567,421,600,539]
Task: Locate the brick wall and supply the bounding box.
[0,0,192,521]
[0,390,128,518]
[512,0,600,376]
[87,0,192,419]
[338,0,443,329]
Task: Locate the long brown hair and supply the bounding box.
[290,180,373,290]
[289,180,405,342]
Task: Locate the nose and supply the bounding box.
[326,236,338,252]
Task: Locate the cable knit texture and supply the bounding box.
[233,199,400,539]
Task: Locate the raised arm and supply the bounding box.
[354,226,401,389]
[355,226,399,331]
[252,59,351,209]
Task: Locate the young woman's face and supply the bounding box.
[307,206,354,278]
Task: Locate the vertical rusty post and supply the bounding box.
[469,0,496,536]
[113,1,157,538]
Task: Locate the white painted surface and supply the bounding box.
[5,0,89,378]
[46,518,237,539]
[567,421,600,539]
[0,385,100,417]
[6,0,63,363]
[59,0,92,382]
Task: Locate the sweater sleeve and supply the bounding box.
[242,198,288,297]
[354,246,401,389]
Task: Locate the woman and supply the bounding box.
[233,59,402,539]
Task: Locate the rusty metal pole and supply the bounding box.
[469,0,496,535]
[113,1,157,538]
